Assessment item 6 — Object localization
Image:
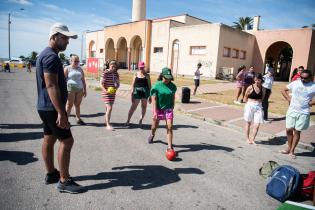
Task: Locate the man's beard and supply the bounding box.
[57,43,67,51]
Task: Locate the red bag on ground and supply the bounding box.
[299,171,315,198]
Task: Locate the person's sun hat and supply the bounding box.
[161,67,173,80]
[49,23,78,39]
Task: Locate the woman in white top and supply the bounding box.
[64,55,87,125]
[262,69,274,122]
[193,63,203,95]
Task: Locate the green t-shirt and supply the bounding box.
[150,81,177,109]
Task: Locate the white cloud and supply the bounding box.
[8,0,32,5]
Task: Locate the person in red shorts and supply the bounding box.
[147,67,177,154]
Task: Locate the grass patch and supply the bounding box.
[197,82,315,121]
[118,70,218,87]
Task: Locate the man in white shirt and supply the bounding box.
[193,63,203,95]
[281,69,315,159]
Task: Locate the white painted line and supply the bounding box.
[186,105,227,112]
[226,117,243,123]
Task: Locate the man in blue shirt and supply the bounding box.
[36,23,84,193]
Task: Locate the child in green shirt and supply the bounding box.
[148,67,177,154]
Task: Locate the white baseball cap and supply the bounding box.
[49,22,78,39]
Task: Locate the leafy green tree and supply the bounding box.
[29,51,38,60]
[232,17,253,30]
[59,53,66,62]
[19,55,25,60]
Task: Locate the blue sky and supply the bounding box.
[0,0,314,59]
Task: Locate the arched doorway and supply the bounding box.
[265,41,293,81]
[89,41,96,58]
[130,35,143,70]
[105,38,115,62]
[171,39,180,77]
[117,37,128,69]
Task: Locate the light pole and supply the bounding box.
[8,8,24,60]
[81,30,90,62]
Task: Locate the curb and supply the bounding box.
[178,107,315,152]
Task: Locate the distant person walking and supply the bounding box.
[243,66,256,102]
[36,23,84,193]
[64,55,87,125]
[148,67,177,154]
[193,63,203,95]
[100,60,120,131]
[262,69,274,122]
[243,73,265,144]
[125,61,151,126]
[234,65,246,104]
[27,61,32,73]
[281,69,315,159]
[4,63,10,73]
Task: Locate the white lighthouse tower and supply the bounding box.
[132,0,146,22]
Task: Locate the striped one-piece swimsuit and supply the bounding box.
[101,70,119,104]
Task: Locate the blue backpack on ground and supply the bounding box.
[266,165,300,202]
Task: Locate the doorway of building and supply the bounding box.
[265,41,293,81]
[117,37,128,69]
[171,39,180,77]
[130,35,143,70]
[105,38,115,62]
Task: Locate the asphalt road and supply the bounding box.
[0,69,314,210]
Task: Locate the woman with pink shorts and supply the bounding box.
[147,67,177,154]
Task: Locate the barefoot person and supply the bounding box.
[193,63,203,95]
[281,69,315,159]
[234,65,246,104]
[36,23,83,193]
[125,61,151,126]
[100,60,120,130]
[243,73,265,144]
[147,67,177,153]
[64,55,87,125]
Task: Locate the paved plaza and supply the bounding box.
[0,69,314,210]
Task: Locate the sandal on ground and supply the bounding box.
[147,134,154,144]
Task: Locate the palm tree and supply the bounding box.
[232,17,253,30]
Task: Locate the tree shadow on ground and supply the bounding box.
[153,140,234,154]
[75,165,204,191]
[0,132,43,142]
[80,112,105,118]
[187,101,202,104]
[257,136,287,146]
[0,150,38,165]
[0,123,42,129]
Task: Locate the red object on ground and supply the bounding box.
[87,58,99,73]
[166,149,176,161]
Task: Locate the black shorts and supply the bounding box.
[38,110,72,140]
[194,79,200,87]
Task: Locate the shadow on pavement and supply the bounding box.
[257,136,287,146]
[0,150,38,165]
[0,132,43,142]
[80,112,105,118]
[202,92,223,95]
[75,165,204,191]
[112,123,199,130]
[268,117,285,122]
[296,151,315,158]
[153,140,234,153]
[0,123,42,129]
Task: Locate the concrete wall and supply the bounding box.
[168,23,221,77]
[249,28,314,76]
[150,20,171,72]
[307,30,315,73]
[217,25,255,75]
[86,30,105,61]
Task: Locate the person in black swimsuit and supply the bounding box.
[125,61,151,126]
[243,73,265,144]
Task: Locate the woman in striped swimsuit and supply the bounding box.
[100,60,120,130]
